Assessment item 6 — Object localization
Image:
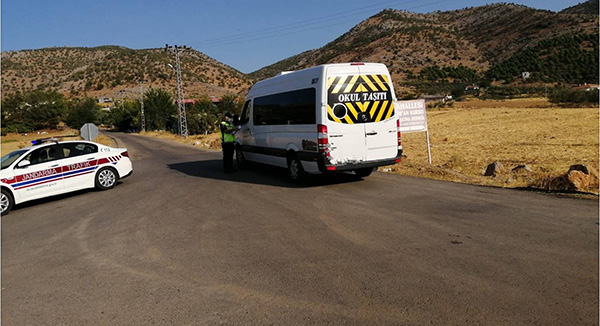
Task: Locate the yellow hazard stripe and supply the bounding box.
[381,75,389,83]
[362,75,379,92]
[327,77,335,91]
[343,75,360,93]
[327,105,342,123]
[331,76,347,94]
[372,75,389,91]
[384,102,394,120]
[356,101,369,113]
[346,103,359,122]
[369,101,380,119]
[376,101,389,122]
[343,114,353,124]
[356,84,368,92]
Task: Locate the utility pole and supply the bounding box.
[139,80,146,133]
[165,44,188,138]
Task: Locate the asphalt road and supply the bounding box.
[2,132,598,325]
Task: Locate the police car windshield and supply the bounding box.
[1,149,28,169]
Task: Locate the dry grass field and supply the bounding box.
[389,98,599,193]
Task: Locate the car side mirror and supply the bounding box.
[17,160,31,168]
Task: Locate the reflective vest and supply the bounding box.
[221,121,235,143]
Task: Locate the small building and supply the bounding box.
[209,96,222,105]
[574,83,599,91]
[465,84,480,92]
[177,97,223,106]
[418,94,451,104]
[181,99,198,105]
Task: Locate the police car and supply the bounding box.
[0,138,133,216]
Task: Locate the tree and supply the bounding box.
[1,90,68,132]
[108,100,140,132]
[65,98,101,129]
[451,85,465,99]
[220,93,244,116]
[549,85,599,104]
[143,88,177,131]
[187,98,220,135]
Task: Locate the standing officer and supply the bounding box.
[220,112,236,173]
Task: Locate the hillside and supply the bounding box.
[1,2,598,99]
[252,3,598,95]
[561,0,599,14]
[1,46,254,99]
[250,9,490,81]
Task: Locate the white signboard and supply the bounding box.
[394,99,432,164]
[395,99,427,133]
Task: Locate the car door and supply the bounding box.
[326,65,397,164]
[13,144,64,201]
[60,142,99,191]
[325,65,368,164]
[356,67,397,161]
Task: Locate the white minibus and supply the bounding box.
[235,62,402,181]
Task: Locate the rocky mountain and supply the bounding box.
[252,2,598,95]
[1,46,253,100]
[561,0,599,15]
[1,1,597,99]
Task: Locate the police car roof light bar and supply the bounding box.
[31,137,60,145]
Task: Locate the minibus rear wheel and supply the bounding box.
[287,153,305,183]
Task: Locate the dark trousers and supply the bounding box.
[222,142,234,172]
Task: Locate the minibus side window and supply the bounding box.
[240,100,250,125]
[253,88,316,125]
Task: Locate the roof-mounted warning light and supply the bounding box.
[350,62,365,66]
[31,137,60,145]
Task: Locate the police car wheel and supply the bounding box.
[1,188,14,216]
[355,167,374,178]
[96,167,118,190]
[287,155,305,182]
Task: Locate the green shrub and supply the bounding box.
[549,86,599,104]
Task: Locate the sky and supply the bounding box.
[1,0,588,73]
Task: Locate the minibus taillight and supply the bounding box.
[317,124,330,157]
[396,120,402,148]
[121,151,129,157]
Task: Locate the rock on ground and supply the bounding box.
[484,161,506,177]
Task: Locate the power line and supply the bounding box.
[189,0,452,49]
[190,0,421,47]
